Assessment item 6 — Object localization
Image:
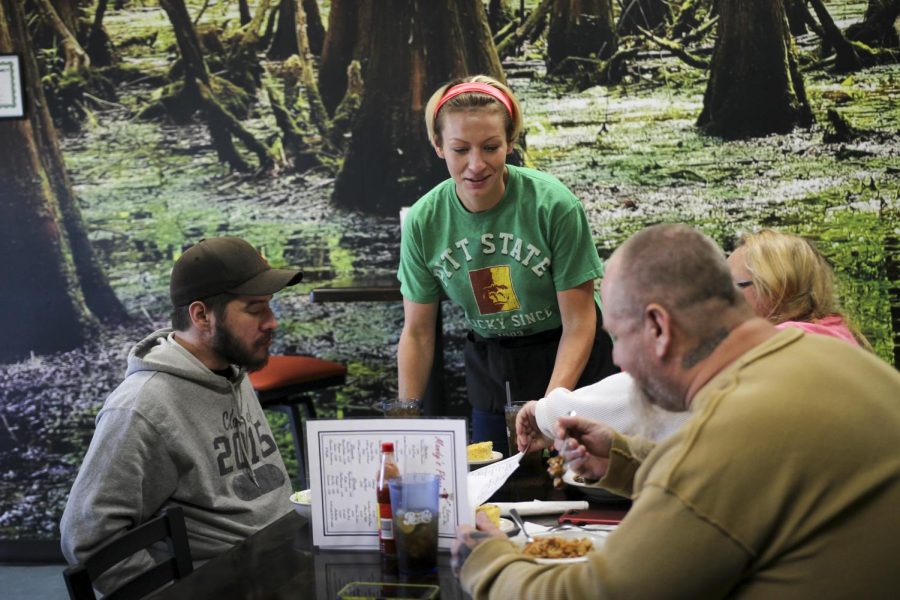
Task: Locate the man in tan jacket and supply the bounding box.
[454,224,900,599]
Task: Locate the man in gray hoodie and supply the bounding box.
[61,237,303,594]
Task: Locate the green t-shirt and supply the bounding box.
[398,165,603,338]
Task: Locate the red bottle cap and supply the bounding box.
[381,442,394,452]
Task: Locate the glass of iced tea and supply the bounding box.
[505,401,543,469]
[388,473,440,576]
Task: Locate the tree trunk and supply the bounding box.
[618,0,671,35]
[807,0,862,71]
[86,0,115,66]
[238,0,252,25]
[269,0,298,58]
[0,0,101,362]
[269,0,325,58]
[302,0,325,55]
[488,0,516,33]
[332,0,504,214]
[292,0,330,139]
[33,0,90,72]
[783,0,810,35]
[319,0,373,115]
[697,0,813,139]
[266,82,324,170]
[496,0,552,56]
[328,59,364,150]
[21,0,126,323]
[159,0,252,171]
[51,0,83,38]
[548,0,617,73]
[846,0,900,47]
[885,231,900,368]
[671,0,713,39]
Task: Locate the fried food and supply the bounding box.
[523,535,593,559]
[547,454,565,488]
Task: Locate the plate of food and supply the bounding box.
[561,470,630,504]
[467,441,503,466]
[517,529,606,564]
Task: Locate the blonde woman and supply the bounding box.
[727,229,870,348]
[397,75,616,454]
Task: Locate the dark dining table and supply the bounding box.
[148,464,629,599]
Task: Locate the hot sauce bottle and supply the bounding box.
[376,442,400,557]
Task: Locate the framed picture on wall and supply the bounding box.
[0,54,25,119]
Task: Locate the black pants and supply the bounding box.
[464,306,618,454]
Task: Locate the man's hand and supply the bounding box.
[554,415,615,481]
[451,512,506,577]
[515,400,553,453]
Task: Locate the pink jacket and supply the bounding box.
[776,315,859,347]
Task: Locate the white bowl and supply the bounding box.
[290,489,312,518]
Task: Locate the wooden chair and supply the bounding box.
[63,506,193,600]
[249,355,347,487]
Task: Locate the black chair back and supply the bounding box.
[63,506,193,600]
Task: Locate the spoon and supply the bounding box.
[508,508,533,544]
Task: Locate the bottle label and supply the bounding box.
[380,517,394,540]
[378,503,394,540]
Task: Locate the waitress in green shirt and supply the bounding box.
[397,75,616,455]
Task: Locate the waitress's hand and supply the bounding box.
[515,400,552,452]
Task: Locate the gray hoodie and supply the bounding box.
[60,329,293,594]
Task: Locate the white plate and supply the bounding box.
[517,529,607,564]
[498,517,516,534]
[562,470,629,504]
[469,450,503,466]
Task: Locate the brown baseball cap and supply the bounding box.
[170,237,303,306]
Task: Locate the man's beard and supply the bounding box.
[211,321,271,370]
[631,353,684,413]
[629,384,673,439]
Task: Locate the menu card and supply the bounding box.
[306,419,471,550]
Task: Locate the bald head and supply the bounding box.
[604,224,746,340]
[600,225,757,410]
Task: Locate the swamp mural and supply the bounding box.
[0,0,898,555]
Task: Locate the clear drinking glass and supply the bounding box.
[382,399,423,418]
[505,401,543,469]
[388,473,440,576]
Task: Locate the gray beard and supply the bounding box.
[633,353,685,413]
[630,385,677,439]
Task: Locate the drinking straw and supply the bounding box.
[505,380,512,408]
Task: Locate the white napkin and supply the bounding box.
[493,500,588,516]
[521,521,551,534]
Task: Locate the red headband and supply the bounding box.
[433,82,514,124]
